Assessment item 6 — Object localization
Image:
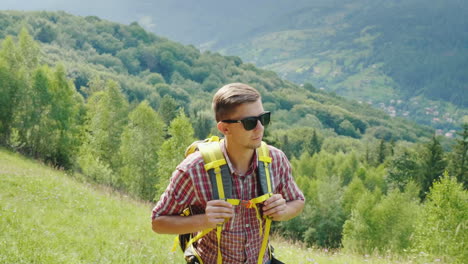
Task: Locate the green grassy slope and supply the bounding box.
[0,148,176,263]
[0,148,435,263]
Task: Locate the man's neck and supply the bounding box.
[224,140,255,175]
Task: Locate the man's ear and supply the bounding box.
[217,121,230,135]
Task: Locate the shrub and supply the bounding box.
[411,173,467,263]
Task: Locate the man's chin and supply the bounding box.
[248,142,262,149]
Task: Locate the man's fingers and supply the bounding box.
[205,200,234,226]
[263,194,285,211]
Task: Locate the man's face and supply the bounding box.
[220,99,266,150]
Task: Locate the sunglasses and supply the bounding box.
[221,111,271,131]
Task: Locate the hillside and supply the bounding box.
[127,0,468,131]
[0,1,465,132]
[0,149,439,263]
[0,10,432,144]
[0,148,175,263]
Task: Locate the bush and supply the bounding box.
[342,185,420,255]
[411,173,467,263]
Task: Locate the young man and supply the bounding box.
[152,83,305,264]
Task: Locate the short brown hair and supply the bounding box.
[212,83,261,122]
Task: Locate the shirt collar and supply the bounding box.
[220,139,258,177]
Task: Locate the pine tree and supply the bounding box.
[158,94,180,125]
[419,135,447,200]
[310,129,321,155]
[386,148,419,192]
[447,123,468,188]
[377,138,386,165]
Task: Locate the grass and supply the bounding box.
[0,148,177,263]
[0,148,445,263]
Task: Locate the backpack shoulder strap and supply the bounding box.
[257,141,273,195]
[198,139,233,200]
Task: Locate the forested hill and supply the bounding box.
[132,0,467,130]
[0,10,430,143]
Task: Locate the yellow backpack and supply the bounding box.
[175,136,274,264]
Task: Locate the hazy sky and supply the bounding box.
[0,0,309,45]
[1,0,140,24]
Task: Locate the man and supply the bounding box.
[152,83,305,264]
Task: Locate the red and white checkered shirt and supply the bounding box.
[152,142,305,264]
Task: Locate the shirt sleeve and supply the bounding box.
[151,167,196,220]
[269,146,305,202]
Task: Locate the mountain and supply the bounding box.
[153,0,468,130]
[0,10,432,144]
[1,1,465,131]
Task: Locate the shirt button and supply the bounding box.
[245,224,250,227]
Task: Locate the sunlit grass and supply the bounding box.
[0,149,176,263]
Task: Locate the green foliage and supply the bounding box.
[447,123,468,188]
[77,80,128,184]
[342,176,366,217]
[412,173,468,263]
[342,186,420,255]
[155,110,195,197]
[0,60,17,143]
[419,136,447,200]
[119,101,165,200]
[386,147,419,191]
[158,94,180,125]
[303,176,345,248]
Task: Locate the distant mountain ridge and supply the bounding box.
[0,0,465,131]
[141,0,468,129]
[0,10,434,144]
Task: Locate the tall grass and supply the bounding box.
[0,149,176,263]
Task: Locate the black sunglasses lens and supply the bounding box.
[242,118,258,130]
[260,112,270,126]
[241,112,271,130]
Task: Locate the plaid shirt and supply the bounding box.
[152,142,305,264]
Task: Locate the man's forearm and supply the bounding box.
[152,214,209,234]
[278,199,305,221]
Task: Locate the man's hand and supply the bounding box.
[204,200,234,228]
[263,194,287,220]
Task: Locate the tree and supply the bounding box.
[386,147,419,192]
[18,27,40,71]
[155,110,195,197]
[119,101,165,200]
[412,173,467,263]
[419,135,447,200]
[303,176,345,248]
[377,138,386,165]
[0,61,17,144]
[342,176,366,217]
[47,65,82,167]
[78,80,128,184]
[158,94,180,125]
[342,186,420,254]
[447,124,468,188]
[310,130,321,155]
